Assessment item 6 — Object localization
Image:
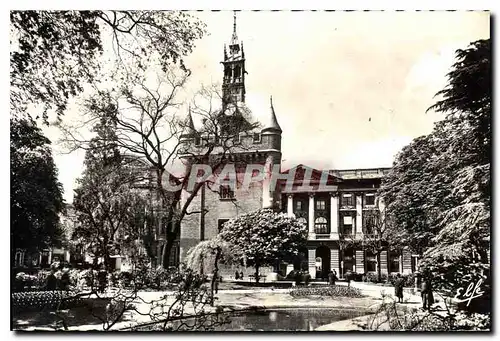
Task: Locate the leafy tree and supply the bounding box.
[10,117,65,264]
[72,114,150,271]
[379,39,490,310]
[421,39,491,308]
[359,203,402,282]
[10,10,205,123]
[219,209,308,283]
[379,133,452,256]
[185,235,239,303]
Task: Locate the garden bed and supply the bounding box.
[12,297,116,330]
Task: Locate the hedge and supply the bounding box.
[11,291,86,312]
[290,285,363,298]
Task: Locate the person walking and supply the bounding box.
[421,273,434,311]
[328,270,336,286]
[211,268,219,294]
[60,268,70,291]
[45,269,57,291]
[295,270,302,286]
[394,273,404,303]
[304,271,311,286]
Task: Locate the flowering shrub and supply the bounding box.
[77,269,99,289]
[290,285,363,298]
[131,266,183,290]
[387,273,415,287]
[362,272,390,284]
[453,312,490,331]
[14,272,39,292]
[345,271,363,282]
[218,209,308,282]
[11,291,85,312]
[68,269,80,287]
[36,270,52,288]
[365,297,490,331]
[118,271,133,288]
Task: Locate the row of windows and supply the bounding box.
[218,188,378,207]
[365,252,401,272]
[294,215,378,235]
[294,194,376,212]
[341,193,376,207]
[194,133,261,147]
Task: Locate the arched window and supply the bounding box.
[297,217,307,226]
[234,65,241,80]
[314,217,329,234]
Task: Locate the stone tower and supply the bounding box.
[222,12,246,105]
[178,12,283,264]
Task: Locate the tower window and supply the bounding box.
[234,65,241,80]
[219,185,235,200]
[194,137,201,146]
[253,133,261,143]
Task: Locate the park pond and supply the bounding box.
[132,307,369,331]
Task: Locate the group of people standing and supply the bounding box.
[393,272,434,311]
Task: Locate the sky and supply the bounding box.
[42,11,490,203]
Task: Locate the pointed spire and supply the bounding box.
[180,105,196,139]
[231,11,238,45]
[187,105,196,133]
[262,95,282,133]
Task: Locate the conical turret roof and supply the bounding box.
[261,96,282,133]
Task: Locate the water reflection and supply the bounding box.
[219,308,367,331]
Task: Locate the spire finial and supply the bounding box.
[231,11,238,44]
[270,95,273,107]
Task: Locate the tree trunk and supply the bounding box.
[104,253,112,273]
[377,252,382,283]
[210,248,222,305]
[255,262,260,283]
[161,226,180,268]
[161,240,174,269]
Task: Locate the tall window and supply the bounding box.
[389,252,400,273]
[364,193,376,206]
[341,193,355,207]
[366,251,377,272]
[253,132,261,143]
[295,200,303,211]
[316,199,326,211]
[341,214,354,235]
[314,217,329,234]
[194,136,201,146]
[219,185,234,200]
[234,65,241,80]
[363,214,377,235]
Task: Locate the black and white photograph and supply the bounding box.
[9,6,491,332]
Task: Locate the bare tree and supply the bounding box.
[61,67,258,268]
[360,200,401,282]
